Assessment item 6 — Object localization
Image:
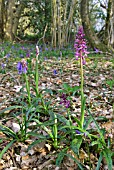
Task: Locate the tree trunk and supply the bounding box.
[104,0,112,46]
[52,0,57,48]
[4,0,15,41]
[110,0,114,47]
[66,0,77,44]
[61,0,68,47]
[13,3,23,38]
[80,0,113,53]
[57,0,62,49]
[0,0,4,42]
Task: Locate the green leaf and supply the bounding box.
[63,83,71,90]
[56,147,68,166]
[0,125,17,139]
[90,140,100,146]
[71,136,82,155]
[27,139,45,151]
[57,113,70,125]
[66,153,84,170]
[27,132,47,139]
[0,106,22,116]
[83,117,93,130]
[0,139,16,159]
[87,109,105,145]
[72,116,82,128]
[103,149,112,170]
[96,152,103,170]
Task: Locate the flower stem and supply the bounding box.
[35,57,39,97]
[53,113,58,148]
[80,54,85,128]
[25,74,31,107]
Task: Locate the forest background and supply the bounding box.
[0,0,114,52]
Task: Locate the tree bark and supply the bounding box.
[80,0,113,53]
[0,0,4,42]
[13,2,23,38]
[109,0,114,47]
[4,0,15,41]
[104,0,112,46]
[57,0,62,49]
[52,0,57,48]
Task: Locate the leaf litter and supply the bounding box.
[0,54,114,170]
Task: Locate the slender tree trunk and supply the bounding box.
[110,0,114,46]
[52,0,57,48]
[104,0,112,46]
[66,0,77,44]
[57,0,62,49]
[4,0,15,41]
[80,0,114,52]
[61,0,68,47]
[0,0,4,42]
[13,3,23,38]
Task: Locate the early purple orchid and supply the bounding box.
[74,26,89,64]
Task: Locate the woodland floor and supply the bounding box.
[0,50,114,170]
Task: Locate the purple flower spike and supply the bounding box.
[74,26,89,64]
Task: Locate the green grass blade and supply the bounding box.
[27,139,45,151]
[96,152,103,170]
[66,153,84,170]
[0,125,17,138]
[71,136,82,155]
[56,147,68,166]
[0,106,22,116]
[87,109,105,144]
[0,139,16,159]
[103,149,112,170]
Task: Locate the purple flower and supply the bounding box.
[94,48,99,53]
[17,59,27,74]
[20,54,24,58]
[6,53,10,58]
[76,130,81,134]
[26,52,30,58]
[53,70,57,75]
[74,26,89,65]
[1,63,6,69]
[45,47,48,51]
[60,93,70,108]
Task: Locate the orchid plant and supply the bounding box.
[74,26,88,128]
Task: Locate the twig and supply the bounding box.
[0,72,20,85]
[36,24,48,46]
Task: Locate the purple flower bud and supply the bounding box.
[74,26,88,64]
[36,45,39,57]
[76,130,81,134]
